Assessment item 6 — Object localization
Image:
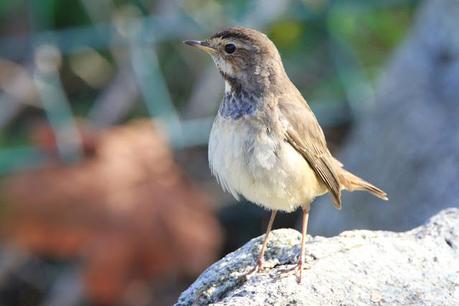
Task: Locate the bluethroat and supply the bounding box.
[184,27,388,282]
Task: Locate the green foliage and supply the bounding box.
[329,6,414,77]
[270,21,305,51]
[0,0,20,16]
[53,0,91,29]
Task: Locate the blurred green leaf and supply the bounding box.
[329,5,414,73]
[269,21,304,50]
[0,0,21,16]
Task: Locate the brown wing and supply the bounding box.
[278,95,342,208]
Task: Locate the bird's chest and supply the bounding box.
[209,113,324,212]
[209,115,280,195]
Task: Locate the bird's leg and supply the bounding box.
[297,207,310,283]
[255,210,277,271]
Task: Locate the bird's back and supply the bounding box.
[277,82,388,205]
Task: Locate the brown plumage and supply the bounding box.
[279,94,388,209]
[184,26,387,282]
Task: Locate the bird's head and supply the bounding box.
[184,27,287,94]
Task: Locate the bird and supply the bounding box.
[184,27,388,282]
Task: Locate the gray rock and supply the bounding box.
[175,208,459,305]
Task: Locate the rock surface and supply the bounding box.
[175,208,459,305]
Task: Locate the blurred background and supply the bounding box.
[0,0,458,305]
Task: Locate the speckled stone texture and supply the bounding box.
[175,208,459,305]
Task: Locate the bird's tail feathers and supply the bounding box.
[339,169,388,201]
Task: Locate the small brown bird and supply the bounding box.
[184,27,388,282]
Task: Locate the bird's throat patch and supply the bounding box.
[219,91,258,120]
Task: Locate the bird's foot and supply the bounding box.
[253,259,264,273]
[295,258,311,283]
[247,258,265,277]
[296,263,303,284]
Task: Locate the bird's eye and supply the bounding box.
[224,43,236,54]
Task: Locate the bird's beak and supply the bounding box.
[183,40,215,54]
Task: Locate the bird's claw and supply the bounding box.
[247,258,264,277]
[296,259,311,283]
[296,265,303,284]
